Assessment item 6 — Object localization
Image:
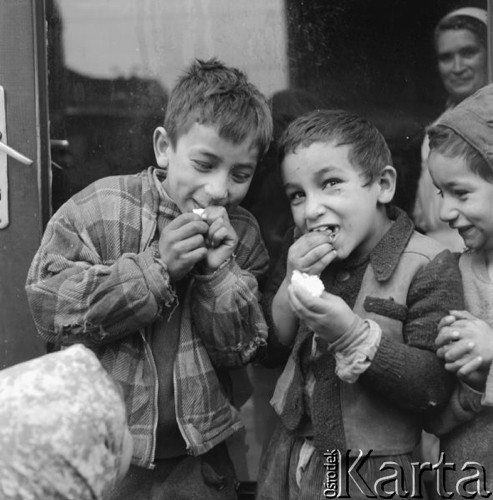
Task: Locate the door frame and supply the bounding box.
[0,0,50,368]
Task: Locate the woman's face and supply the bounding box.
[436,29,487,104]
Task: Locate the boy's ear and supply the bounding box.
[153,127,171,169]
[376,165,397,204]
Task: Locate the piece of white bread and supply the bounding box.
[291,270,325,298]
[192,208,205,216]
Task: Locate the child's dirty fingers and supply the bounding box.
[457,356,483,377]
[437,314,457,331]
[435,326,460,347]
[443,339,475,362]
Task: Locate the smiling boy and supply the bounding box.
[257,109,463,499]
[26,58,272,500]
[425,83,493,497]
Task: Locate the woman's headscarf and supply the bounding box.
[0,344,130,500]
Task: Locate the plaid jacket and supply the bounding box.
[26,167,269,468]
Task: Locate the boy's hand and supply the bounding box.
[286,232,336,282]
[456,356,488,390]
[199,206,238,271]
[158,213,209,281]
[436,310,493,389]
[287,283,355,344]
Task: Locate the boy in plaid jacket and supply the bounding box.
[26,58,272,499]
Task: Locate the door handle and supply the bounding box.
[0,135,33,166]
[0,85,34,229]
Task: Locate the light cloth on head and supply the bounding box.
[442,7,487,25]
[0,344,128,500]
[436,83,493,172]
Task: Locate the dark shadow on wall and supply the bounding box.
[284,0,486,218]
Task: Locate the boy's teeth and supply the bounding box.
[311,225,336,234]
[309,225,338,244]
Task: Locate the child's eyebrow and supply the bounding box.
[442,179,472,189]
[312,165,346,183]
[283,166,342,189]
[192,149,256,169]
[315,165,341,177]
[191,149,220,160]
[233,163,256,170]
[283,181,300,190]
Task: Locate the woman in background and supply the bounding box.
[413,7,487,251]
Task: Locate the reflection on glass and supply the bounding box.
[56,0,288,96]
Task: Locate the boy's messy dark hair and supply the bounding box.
[278,109,392,185]
[164,58,273,156]
[427,124,493,182]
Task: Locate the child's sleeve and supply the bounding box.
[25,191,176,347]
[359,249,463,414]
[427,361,493,435]
[427,380,483,435]
[190,209,270,367]
[484,364,493,406]
[257,228,296,368]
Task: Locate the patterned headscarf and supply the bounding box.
[0,344,129,500]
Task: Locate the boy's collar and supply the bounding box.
[369,206,414,282]
[151,167,181,217]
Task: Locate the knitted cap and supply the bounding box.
[0,344,129,500]
[437,83,493,171]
